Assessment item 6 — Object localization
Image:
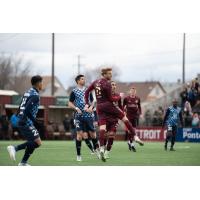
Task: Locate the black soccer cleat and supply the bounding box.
[170,147,176,151]
[164,145,167,151]
[100,151,106,162]
[131,145,136,152]
[128,143,132,151]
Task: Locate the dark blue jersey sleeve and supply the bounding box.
[24,95,39,123]
[69,91,75,102]
[162,108,170,126]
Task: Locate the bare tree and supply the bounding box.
[84,64,121,84]
[0,54,32,94]
[0,54,12,89]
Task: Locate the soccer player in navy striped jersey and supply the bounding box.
[7,75,43,166]
[163,99,183,151]
[68,75,100,161]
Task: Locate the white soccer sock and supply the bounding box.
[100,146,105,153]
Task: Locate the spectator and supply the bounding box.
[70,117,76,140]
[10,112,20,139]
[195,86,200,102]
[63,114,70,132]
[192,100,200,115]
[0,110,11,140]
[183,101,193,127]
[188,87,197,107]
[152,110,159,126]
[157,106,164,126]
[144,109,151,126]
[191,113,200,128]
[180,86,188,108]
[194,78,200,91]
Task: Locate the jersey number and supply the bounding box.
[95,86,102,96]
[32,129,39,136]
[19,97,28,114]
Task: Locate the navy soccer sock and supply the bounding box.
[21,141,39,163]
[76,140,82,156]
[15,142,28,152]
[92,138,99,150]
[84,138,94,152]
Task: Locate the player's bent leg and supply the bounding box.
[83,132,94,153]
[35,137,42,146]
[89,131,99,150]
[89,131,100,159]
[19,138,40,166]
[122,116,144,146]
[18,126,41,166]
[121,116,136,136]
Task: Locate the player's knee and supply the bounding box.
[77,135,82,140]
[35,138,42,147]
[37,142,42,147]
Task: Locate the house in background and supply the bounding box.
[116,81,166,103]
[41,76,68,97]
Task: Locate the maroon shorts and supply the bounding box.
[106,118,119,133]
[97,102,124,126]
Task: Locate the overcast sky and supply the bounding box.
[0,33,200,88]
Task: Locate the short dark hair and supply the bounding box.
[75,74,84,84]
[31,75,43,86]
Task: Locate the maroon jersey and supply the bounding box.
[112,93,123,110]
[106,93,123,132]
[85,79,124,125]
[84,78,120,105]
[123,96,141,119]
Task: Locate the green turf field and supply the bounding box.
[0,140,200,166]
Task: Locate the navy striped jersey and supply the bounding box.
[17,87,40,126]
[163,106,182,127]
[69,86,94,118]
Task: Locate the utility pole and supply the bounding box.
[77,55,81,74]
[182,33,186,84]
[51,33,55,96]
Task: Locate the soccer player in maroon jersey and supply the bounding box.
[104,81,121,159]
[123,87,143,151]
[84,68,143,162]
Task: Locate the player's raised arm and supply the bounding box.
[84,82,95,105]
